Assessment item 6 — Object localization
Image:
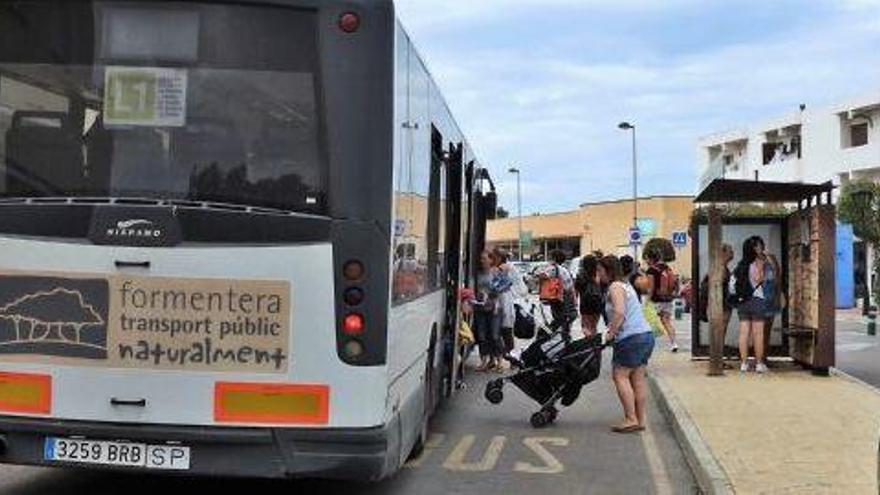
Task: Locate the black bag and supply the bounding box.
[727,264,753,308]
[698,275,709,322]
[513,304,536,339]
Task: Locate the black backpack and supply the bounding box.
[727,263,753,308]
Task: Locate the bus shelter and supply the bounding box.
[691,179,836,375]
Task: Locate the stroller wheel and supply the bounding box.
[544,407,558,423]
[484,381,504,404]
[530,410,552,428]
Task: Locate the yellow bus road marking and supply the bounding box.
[514,437,569,474]
[404,433,446,469]
[442,435,506,472]
[640,425,674,495]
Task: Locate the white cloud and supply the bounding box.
[395,0,698,32]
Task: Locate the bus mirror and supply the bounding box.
[484,192,498,220]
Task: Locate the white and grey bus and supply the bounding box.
[0,0,496,480]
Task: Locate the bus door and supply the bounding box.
[442,143,463,397]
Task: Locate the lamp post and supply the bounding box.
[618,121,638,259]
[508,167,523,261]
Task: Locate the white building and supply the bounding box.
[696,91,880,308]
[698,91,880,192]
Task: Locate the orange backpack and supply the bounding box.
[539,267,565,303]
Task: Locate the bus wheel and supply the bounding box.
[408,340,436,461]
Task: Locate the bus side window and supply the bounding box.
[426,126,443,290]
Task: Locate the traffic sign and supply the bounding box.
[672,231,688,247]
[519,230,533,250]
[629,227,642,246]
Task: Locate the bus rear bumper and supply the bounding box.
[0,415,400,481]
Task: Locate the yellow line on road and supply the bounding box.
[641,424,674,495]
[404,433,446,469]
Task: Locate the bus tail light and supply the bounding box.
[339,12,360,33]
[344,287,365,306]
[0,371,51,415]
[343,260,364,281]
[214,383,329,425]
[343,313,365,335]
[343,339,365,359]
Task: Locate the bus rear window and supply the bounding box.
[0,2,326,213]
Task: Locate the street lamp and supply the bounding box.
[508,167,523,261]
[618,121,638,259]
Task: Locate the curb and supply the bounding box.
[830,367,880,398]
[648,372,735,495]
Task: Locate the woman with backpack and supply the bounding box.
[597,255,655,433]
[536,249,577,336]
[574,255,603,337]
[645,252,680,352]
[733,236,769,374]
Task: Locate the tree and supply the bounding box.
[643,237,676,262]
[838,180,880,303]
[495,206,510,219]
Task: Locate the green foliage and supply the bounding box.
[837,180,880,304]
[838,180,880,243]
[495,207,510,219]
[643,237,676,262]
[690,203,790,224]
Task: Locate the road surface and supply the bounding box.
[0,351,698,494]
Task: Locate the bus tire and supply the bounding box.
[408,334,436,461]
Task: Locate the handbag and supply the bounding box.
[513,304,536,339]
[458,319,475,346]
[642,301,666,337]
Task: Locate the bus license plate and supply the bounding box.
[44,437,191,470]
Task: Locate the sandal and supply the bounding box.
[611,423,642,434]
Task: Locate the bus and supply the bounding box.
[0,0,496,481]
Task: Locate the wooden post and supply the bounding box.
[708,206,725,376]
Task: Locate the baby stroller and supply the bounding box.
[484,329,609,428]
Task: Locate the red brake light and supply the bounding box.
[339,12,360,33]
[343,313,365,335]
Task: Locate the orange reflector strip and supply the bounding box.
[0,371,51,415]
[214,383,329,425]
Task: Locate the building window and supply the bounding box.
[762,138,801,165]
[851,122,869,148]
[722,154,738,171]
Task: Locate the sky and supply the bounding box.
[394,0,880,214]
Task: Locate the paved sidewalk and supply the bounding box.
[651,350,880,494]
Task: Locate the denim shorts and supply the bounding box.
[737,297,767,321]
[613,332,655,369]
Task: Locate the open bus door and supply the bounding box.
[442,143,463,398]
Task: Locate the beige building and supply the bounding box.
[488,195,694,278]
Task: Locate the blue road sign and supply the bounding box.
[629,227,642,246]
[672,231,688,247]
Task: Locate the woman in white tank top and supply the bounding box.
[597,255,655,434]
